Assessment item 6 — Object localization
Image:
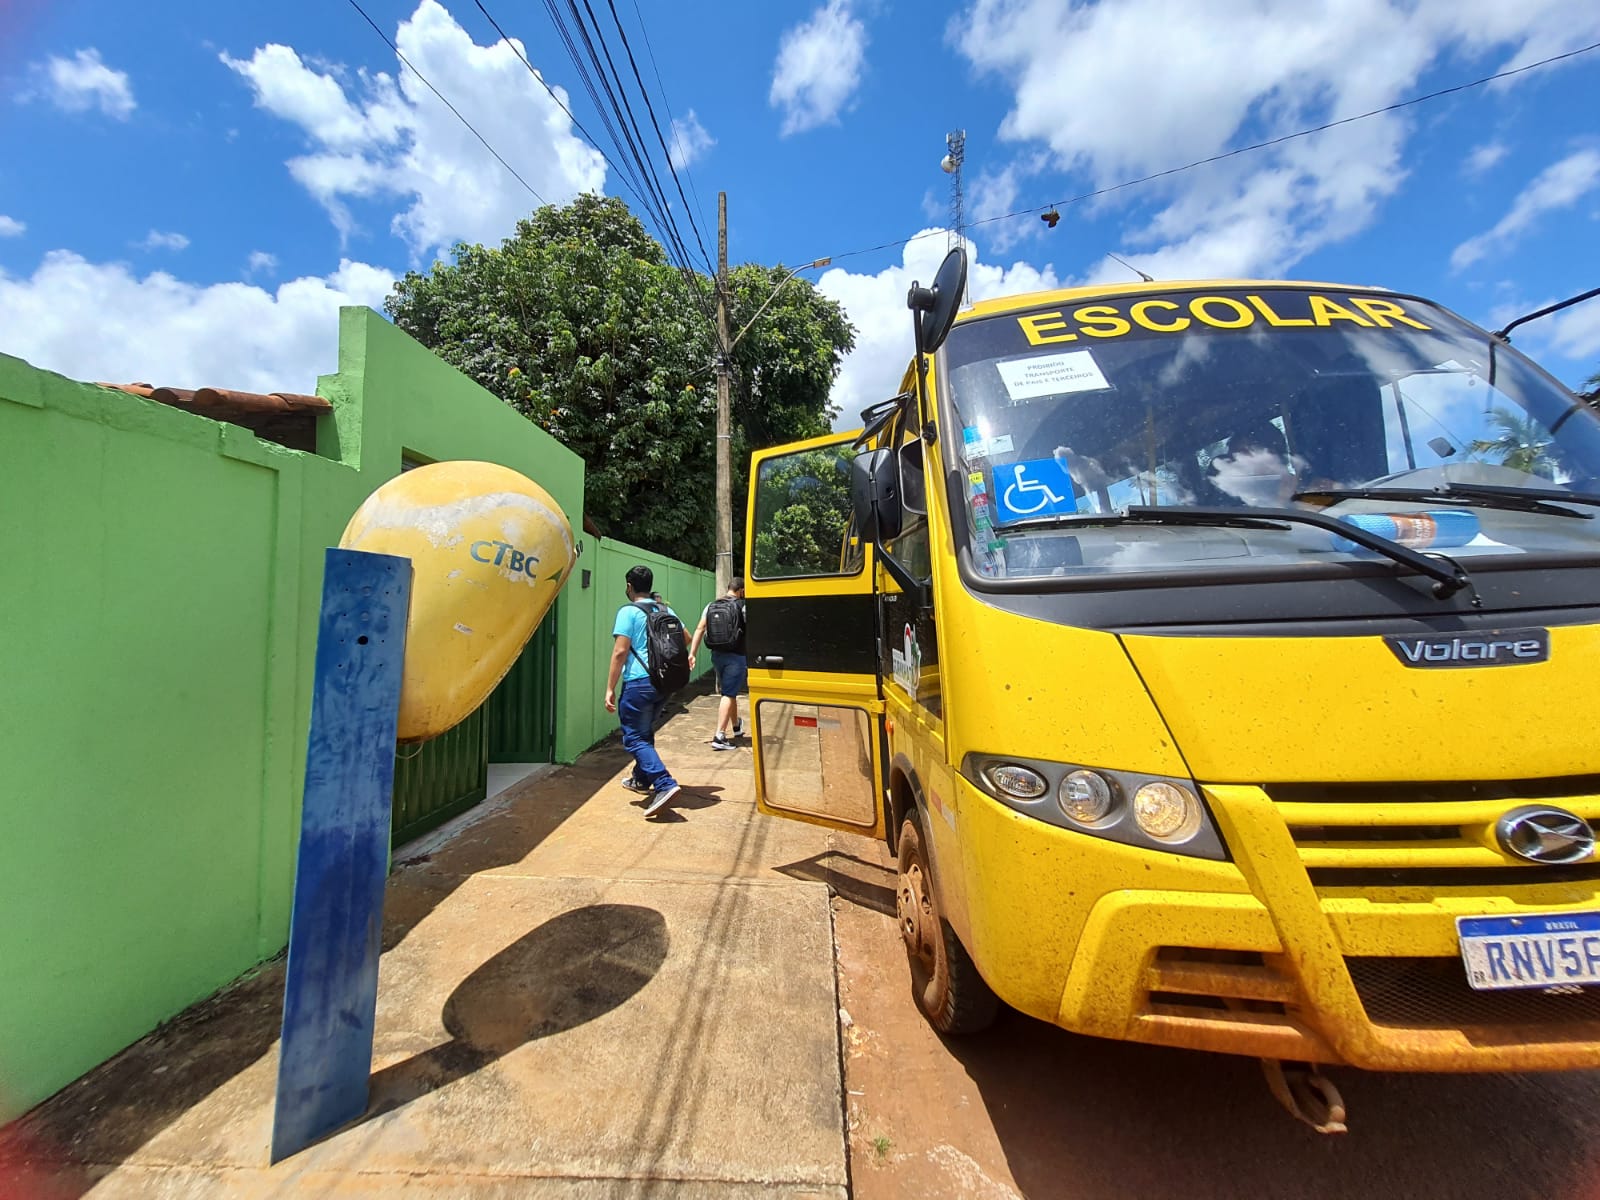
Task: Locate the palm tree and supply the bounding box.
[1469,407,1557,478]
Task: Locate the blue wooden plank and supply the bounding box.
[271,548,411,1162]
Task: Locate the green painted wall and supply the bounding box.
[0,307,712,1122]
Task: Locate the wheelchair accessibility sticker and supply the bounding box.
[992,457,1078,525]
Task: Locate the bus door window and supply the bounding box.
[879,417,942,720]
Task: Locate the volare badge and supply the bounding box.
[1384,628,1550,668]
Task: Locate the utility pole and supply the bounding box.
[714,191,733,595]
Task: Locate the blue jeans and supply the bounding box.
[618,678,676,791]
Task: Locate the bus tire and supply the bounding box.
[896,812,999,1035]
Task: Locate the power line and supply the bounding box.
[542,0,665,229]
[603,0,714,273]
[809,39,1600,267]
[628,0,713,239]
[470,0,653,221]
[344,0,546,205]
[369,0,723,352]
[490,0,710,289]
[544,0,726,341]
[567,0,702,272]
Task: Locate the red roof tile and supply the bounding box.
[97,382,331,453]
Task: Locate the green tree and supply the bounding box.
[1469,407,1558,478]
[385,195,855,567]
[1582,368,1599,407]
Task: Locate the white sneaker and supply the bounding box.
[644,783,680,816]
[711,733,734,751]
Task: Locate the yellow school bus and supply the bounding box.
[744,250,1600,1125]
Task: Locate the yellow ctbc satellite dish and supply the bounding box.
[339,461,575,743]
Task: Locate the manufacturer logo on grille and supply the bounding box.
[1384,628,1549,668]
[1495,806,1596,865]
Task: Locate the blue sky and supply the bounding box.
[1,0,1597,420]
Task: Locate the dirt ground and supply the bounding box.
[824,832,1600,1200]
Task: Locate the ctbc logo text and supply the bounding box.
[470,540,539,576]
[1384,627,1549,669]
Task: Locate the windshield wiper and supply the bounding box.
[1292,483,1594,520]
[1005,510,1294,534]
[1015,505,1471,599]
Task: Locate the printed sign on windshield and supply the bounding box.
[991,457,1079,525]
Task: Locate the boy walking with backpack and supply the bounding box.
[604,565,691,817]
[688,577,747,752]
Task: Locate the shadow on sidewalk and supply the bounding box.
[775,849,898,918]
[0,731,652,1197]
[364,903,668,1117]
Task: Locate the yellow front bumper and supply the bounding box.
[953,777,1600,1071]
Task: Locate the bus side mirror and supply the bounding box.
[851,448,903,542]
[899,439,926,516]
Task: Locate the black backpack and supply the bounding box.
[703,597,745,651]
[631,600,691,694]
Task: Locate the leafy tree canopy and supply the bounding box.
[385,194,856,568]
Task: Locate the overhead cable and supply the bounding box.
[603,0,714,273]
[565,0,701,272]
[807,39,1600,266]
[345,0,546,205]
[628,0,713,239]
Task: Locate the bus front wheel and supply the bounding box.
[896,812,999,1035]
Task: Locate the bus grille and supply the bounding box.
[1346,957,1600,1030]
[1260,778,1600,887]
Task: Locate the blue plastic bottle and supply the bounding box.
[1330,509,1481,554]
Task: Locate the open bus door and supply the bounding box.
[744,431,887,840]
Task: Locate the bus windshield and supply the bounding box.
[938,287,1600,581]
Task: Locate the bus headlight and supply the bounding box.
[961,753,1228,861]
[1060,770,1115,824]
[1132,781,1203,843]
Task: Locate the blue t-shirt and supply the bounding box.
[614,600,676,684]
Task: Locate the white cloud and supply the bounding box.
[0,251,396,395]
[668,110,714,169]
[221,0,606,256]
[1545,298,1600,362]
[0,215,24,237]
[770,0,868,136]
[27,48,135,120]
[1451,148,1600,270]
[137,230,190,252]
[949,0,1600,281]
[1465,140,1509,175]
[817,229,1060,428]
[246,250,279,276]
[964,152,1055,252]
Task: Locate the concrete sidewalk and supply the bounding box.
[3,690,854,1198]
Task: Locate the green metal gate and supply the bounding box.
[389,607,558,847]
[487,608,559,763]
[391,706,487,848]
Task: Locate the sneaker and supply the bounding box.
[620,775,653,795]
[730,719,744,738]
[644,783,680,816]
[711,733,735,751]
